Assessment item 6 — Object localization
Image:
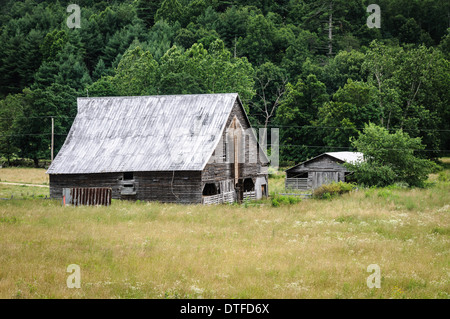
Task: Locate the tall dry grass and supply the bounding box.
[0,177,448,299]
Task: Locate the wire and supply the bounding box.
[2,133,448,153]
[0,133,69,137]
[251,124,450,132]
[0,115,76,120]
[267,144,450,152]
[2,116,448,133]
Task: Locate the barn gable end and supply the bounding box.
[201,98,269,203]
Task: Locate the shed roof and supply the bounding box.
[285,151,364,172]
[324,152,364,164]
[47,93,251,174]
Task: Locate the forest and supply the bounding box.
[0,0,449,168]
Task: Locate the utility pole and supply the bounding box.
[51,117,54,162]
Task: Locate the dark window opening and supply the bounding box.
[124,184,133,188]
[296,172,308,178]
[124,172,134,180]
[344,172,354,183]
[243,178,255,192]
[202,183,218,196]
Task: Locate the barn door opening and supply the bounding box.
[261,184,267,197]
[243,178,254,192]
[202,183,218,196]
[243,178,255,201]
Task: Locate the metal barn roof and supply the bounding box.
[324,152,364,164]
[47,93,245,174]
[285,151,364,172]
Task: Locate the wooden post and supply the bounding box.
[234,135,238,184]
[51,117,54,162]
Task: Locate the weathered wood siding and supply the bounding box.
[50,171,203,204]
[285,178,309,190]
[134,171,202,204]
[50,173,119,199]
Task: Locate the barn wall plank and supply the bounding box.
[50,171,203,204]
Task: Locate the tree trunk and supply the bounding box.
[328,2,333,57]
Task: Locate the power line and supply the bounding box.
[2,116,448,133]
[0,133,69,137]
[267,144,450,152]
[0,115,76,120]
[252,124,450,132]
[1,133,448,153]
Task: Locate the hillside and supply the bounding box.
[0,0,449,167]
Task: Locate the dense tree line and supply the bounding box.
[0,0,448,169]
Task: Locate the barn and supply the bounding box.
[284,152,363,190]
[47,93,269,204]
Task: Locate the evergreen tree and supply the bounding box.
[136,0,163,27]
[155,0,183,24]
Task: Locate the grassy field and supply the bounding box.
[0,167,49,185]
[0,163,449,299]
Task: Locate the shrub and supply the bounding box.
[271,198,280,207]
[313,181,355,199]
[271,194,302,206]
[347,123,438,187]
[438,171,448,182]
[377,188,392,198]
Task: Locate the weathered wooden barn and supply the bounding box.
[285,152,363,190]
[47,93,269,204]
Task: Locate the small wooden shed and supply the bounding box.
[285,152,363,190]
[47,93,269,204]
